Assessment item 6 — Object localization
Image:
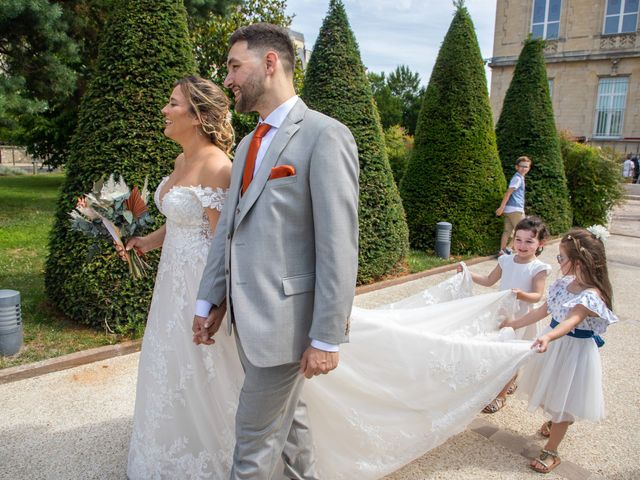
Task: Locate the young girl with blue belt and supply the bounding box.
[501,226,617,474]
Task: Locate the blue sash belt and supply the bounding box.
[550,319,604,348]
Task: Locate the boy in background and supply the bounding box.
[496,156,531,255]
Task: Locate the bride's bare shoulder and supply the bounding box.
[200,148,231,190]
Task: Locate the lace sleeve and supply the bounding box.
[197,187,228,212]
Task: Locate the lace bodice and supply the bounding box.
[154,176,227,230]
[153,177,228,286]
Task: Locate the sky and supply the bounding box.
[285,0,498,87]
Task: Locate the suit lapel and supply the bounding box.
[227,136,250,222]
[235,100,307,227]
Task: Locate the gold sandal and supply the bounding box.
[482,396,506,414]
[539,420,552,438]
[529,449,561,473]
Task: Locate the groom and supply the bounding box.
[193,23,359,479]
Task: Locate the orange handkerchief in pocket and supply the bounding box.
[269,165,296,180]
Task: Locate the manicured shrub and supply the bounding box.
[384,125,412,186]
[559,134,624,227]
[495,37,572,234]
[45,0,195,333]
[400,5,505,254]
[301,0,409,283]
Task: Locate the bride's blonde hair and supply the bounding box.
[176,76,235,154]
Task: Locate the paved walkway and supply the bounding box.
[1,201,639,480]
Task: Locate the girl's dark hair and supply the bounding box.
[514,216,549,256]
[560,228,613,309]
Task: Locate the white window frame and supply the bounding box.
[603,0,639,35]
[548,78,554,99]
[530,0,562,40]
[593,77,629,138]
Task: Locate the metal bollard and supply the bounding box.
[0,290,23,356]
[435,222,452,259]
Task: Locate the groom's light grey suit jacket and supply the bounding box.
[197,99,359,368]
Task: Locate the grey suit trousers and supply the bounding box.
[231,335,319,480]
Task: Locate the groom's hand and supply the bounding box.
[192,315,210,345]
[299,347,339,379]
[192,301,227,346]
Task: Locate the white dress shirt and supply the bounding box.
[195,95,338,352]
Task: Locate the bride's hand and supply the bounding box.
[116,237,147,261]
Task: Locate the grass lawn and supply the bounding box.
[0,174,122,369]
[407,249,460,273]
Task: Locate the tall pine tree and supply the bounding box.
[45,0,195,332]
[301,0,409,283]
[495,37,572,234]
[401,4,505,254]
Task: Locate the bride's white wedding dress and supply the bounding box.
[128,180,535,479]
[127,179,243,479]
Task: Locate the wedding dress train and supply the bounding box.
[127,178,534,479]
[304,270,534,479]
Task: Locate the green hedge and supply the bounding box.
[560,135,624,227]
[45,0,195,333]
[301,0,409,284]
[400,6,505,254]
[384,125,411,186]
[495,37,572,234]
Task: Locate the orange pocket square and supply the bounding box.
[269,165,296,180]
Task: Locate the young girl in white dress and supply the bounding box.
[458,216,551,413]
[502,226,617,474]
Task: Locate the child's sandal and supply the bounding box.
[529,449,561,473]
[539,420,552,438]
[482,396,506,414]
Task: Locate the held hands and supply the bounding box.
[456,263,463,274]
[192,301,227,346]
[299,346,339,379]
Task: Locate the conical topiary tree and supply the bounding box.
[495,37,572,234]
[301,0,409,284]
[400,4,505,254]
[45,0,195,333]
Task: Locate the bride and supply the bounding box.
[125,76,534,479]
[125,75,243,478]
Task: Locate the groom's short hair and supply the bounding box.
[229,23,295,76]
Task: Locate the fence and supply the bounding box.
[0,145,32,165]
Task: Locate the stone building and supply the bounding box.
[289,29,310,69]
[489,0,640,154]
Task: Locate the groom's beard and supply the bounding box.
[235,73,266,114]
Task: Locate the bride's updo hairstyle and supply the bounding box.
[560,228,613,309]
[176,76,235,154]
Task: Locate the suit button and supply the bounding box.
[225,269,229,274]
[236,208,240,214]
[227,233,231,239]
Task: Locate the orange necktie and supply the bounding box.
[242,123,272,195]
